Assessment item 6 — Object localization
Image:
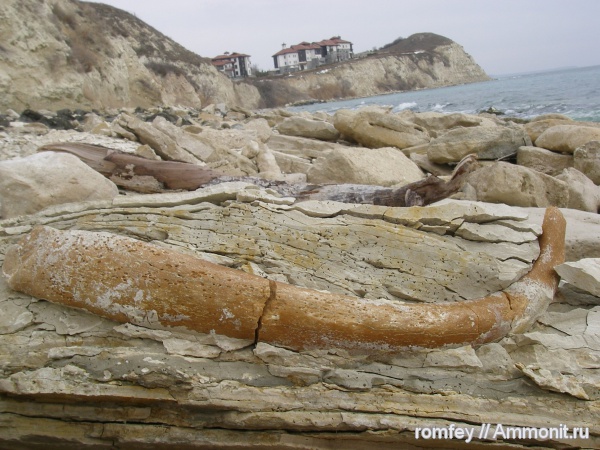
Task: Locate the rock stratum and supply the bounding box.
[0,1,489,111]
[0,0,260,111]
[1,103,600,448]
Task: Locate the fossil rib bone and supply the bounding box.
[2,207,565,351]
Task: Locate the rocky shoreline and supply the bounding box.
[1,103,599,214]
[1,104,600,448]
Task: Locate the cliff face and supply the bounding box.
[0,1,488,112]
[252,33,491,107]
[0,0,261,111]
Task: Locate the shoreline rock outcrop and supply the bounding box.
[1,206,564,352]
[1,104,600,449]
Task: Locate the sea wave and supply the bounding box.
[288,65,600,122]
[395,102,417,111]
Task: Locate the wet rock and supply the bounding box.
[0,152,118,219]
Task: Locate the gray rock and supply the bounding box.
[516,363,589,400]
[423,346,483,369]
[0,152,118,219]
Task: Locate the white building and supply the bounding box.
[272,37,353,72]
[211,52,252,78]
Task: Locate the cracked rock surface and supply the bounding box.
[1,186,599,449]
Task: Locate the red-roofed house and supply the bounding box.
[272,37,353,72]
[211,52,252,78]
[317,36,353,64]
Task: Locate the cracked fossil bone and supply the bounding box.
[2,207,565,352]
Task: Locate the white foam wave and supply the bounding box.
[396,102,417,111]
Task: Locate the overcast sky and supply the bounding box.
[93,0,600,76]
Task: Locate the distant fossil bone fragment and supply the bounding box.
[38,143,478,206]
[2,207,565,352]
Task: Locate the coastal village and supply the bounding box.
[210,36,354,78]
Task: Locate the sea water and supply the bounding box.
[288,65,600,122]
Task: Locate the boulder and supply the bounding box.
[556,168,600,213]
[255,145,284,180]
[150,116,214,161]
[535,125,600,153]
[521,207,600,262]
[307,146,425,186]
[523,118,574,142]
[0,152,118,219]
[427,124,532,163]
[276,116,340,142]
[271,151,312,174]
[467,162,569,208]
[516,145,573,176]
[1,187,599,448]
[573,140,600,184]
[80,112,111,135]
[555,259,600,298]
[117,114,201,164]
[333,108,430,149]
[266,134,343,159]
[409,152,453,176]
[243,118,273,143]
[406,111,494,138]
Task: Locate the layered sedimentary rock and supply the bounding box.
[2,184,564,353]
[2,104,600,448]
[0,184,598,449]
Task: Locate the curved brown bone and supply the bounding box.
[2,227,270,341]
[2,207,565,351]
[259,207,566,351]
